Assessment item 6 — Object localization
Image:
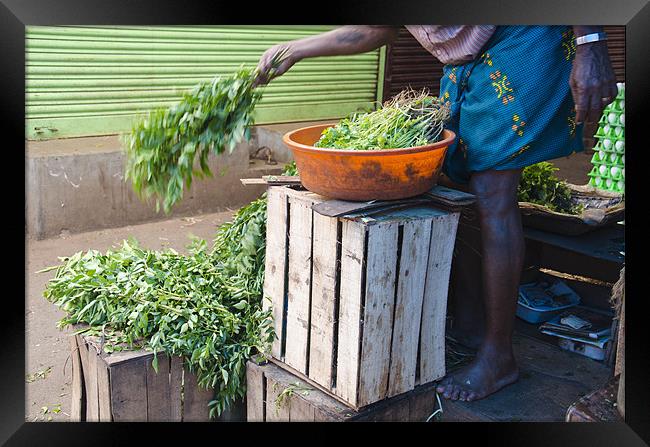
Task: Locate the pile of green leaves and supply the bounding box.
[124,50,289,214]
[314,88,451,150]
[517,162,583,214]
[42,196,272,418]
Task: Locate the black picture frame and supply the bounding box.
[4,0,647,445]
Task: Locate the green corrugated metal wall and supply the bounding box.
[26,26,385,140]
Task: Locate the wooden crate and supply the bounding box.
[263,186,460,409]
[246,360,443,422]
[69,328,244,422]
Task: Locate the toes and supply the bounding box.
[459,390,469,401]
[443,385,455,399]
[466,391,479,401]
[450,386,461,401]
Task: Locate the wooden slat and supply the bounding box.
[146,353,172,421]
[169,356,183,421]
[335,220,366,407]
[263,186,288,359]
[81,338,100,421]
[245,361,266,422]
[420,212,460,383]
[258,361,351,422]
[288,394,316,422]
[308,212,339,388]
[407,386,439,422]
[265,376,291,422]
[284,196,314,374]
[69,335,83,421]
[388,218,432,397]
[109,358,148,422]
[182,366,215,422]
[96,357,112,422]
[357,222,399,407]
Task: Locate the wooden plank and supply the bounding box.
[357,222,399,407]
[263,186,288,359]
[424,185,476,204]
[388,218,432,397]
[265,375,291,422]
[246,361,266,422]
[288,395,316,422]
[523,225,624,265]
[407,385,439,422]
[82,338,100,421]
[313,197,430,218]
[169,356,183,421]
[565,376,622,422]
[284,196,314,374]
[358,396,411,422]
[262,361,350,422]
[182,366,215,422]
[96,357,112,422]
[240,175,302,186]
[146,353,171,421]
[308,212,339,388]
[335,220,366,407]
[69,335,83,422]
[103,350,153,367]
[420,212,460,383]
[109,358,148,422]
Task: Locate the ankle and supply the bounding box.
[476,339,515,361]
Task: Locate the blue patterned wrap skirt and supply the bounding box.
[439,25,584,184]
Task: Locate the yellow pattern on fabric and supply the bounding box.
[506,144,531,162]
[512,114,526,136]
[448,67,458,84]
[480,52,494,66]
[567,114,577,137]
[489,70,514,105]
[561,29,576,61]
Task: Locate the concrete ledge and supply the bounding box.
[25,122,323,240]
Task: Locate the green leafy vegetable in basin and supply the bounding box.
[314,89,451,151]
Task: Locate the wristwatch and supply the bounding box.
[575,32,608,46]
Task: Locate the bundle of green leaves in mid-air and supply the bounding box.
[517,162,583,214]
[314,88,451,150]
[124,50,289,214]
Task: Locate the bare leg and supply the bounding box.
[447,216,486,350]
[436,168,525,401]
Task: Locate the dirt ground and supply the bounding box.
[25,209,240,422]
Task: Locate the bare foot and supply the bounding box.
[436,344,519,401]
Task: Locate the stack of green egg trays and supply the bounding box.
[588,82,625,193]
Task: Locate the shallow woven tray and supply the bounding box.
[519,183,624,236]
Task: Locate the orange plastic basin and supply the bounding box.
[283,123,456,201]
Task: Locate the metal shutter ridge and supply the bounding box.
[382,28,445,102]
[26,26,383,140]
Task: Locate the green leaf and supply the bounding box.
[233,300,247,310]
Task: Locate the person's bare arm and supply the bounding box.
[254,26,399,86]
[570,26,618,135]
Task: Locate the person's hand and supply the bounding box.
[569,41,618,136]
[253,43,297,87]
